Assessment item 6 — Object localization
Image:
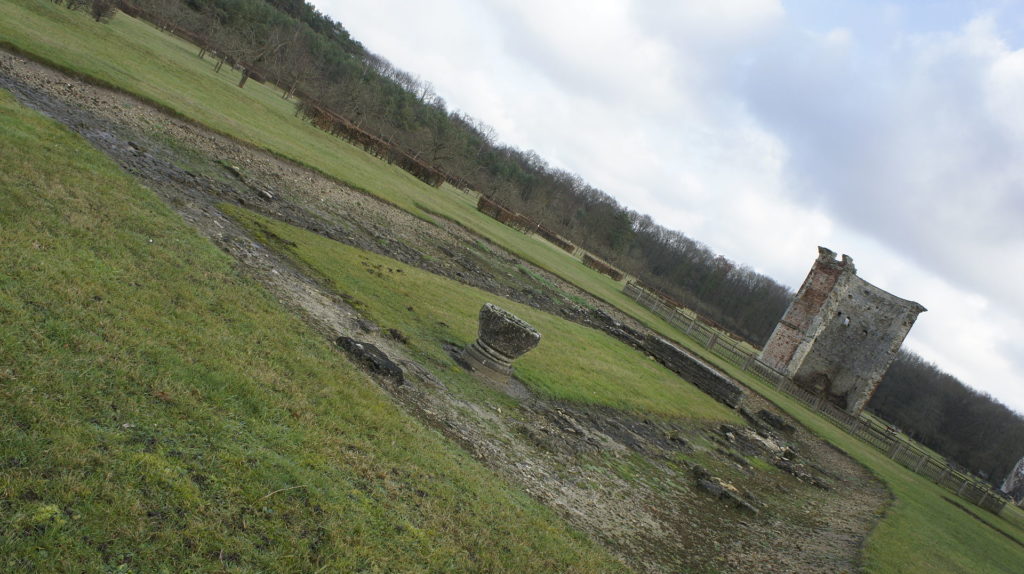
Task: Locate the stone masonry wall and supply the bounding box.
[643,335,745,408]
[580,303,745,409]
[1002,457,1024,504]
[794,273,924,413]
[760,247,848,374]
[759,247,925,415]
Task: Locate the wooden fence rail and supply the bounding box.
[623,281,1007,514]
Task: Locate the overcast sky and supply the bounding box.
[310,0,1024,414]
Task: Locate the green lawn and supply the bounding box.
[224,204,739,423]
[3,2,1024,571]
[0,88,627,573]
[0,0,697,342]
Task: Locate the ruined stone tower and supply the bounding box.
[759,247,926,415]
[1002,456,1024,504]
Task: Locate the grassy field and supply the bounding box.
[3,2,1024,572]
[0,0,692,340]
[0,89,630,572]
[223,203,740,423]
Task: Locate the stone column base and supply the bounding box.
[461,338,515,379]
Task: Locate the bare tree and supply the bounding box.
[232,23,289,88]
[90,0,116,21]
[51,0,116,22]
[270,24,317,99]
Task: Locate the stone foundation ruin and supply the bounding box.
[461,303,541,381]
[1002,456,1024,504]
[759,247,925,415]
[642,335,745,408]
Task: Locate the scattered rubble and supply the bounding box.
[0,50,890,574]
[335,336,404,383]
[693,465,760,515]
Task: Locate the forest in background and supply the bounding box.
[57,0,1024,487]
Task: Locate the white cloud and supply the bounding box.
[987,46,1024,140]
[631,0,785,47]
[746,12,1024,309]
[485,0,680,111]
[312,0,1024,413]
[822,27,853,47]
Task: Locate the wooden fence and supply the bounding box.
[623,281,1007,514]
[125,10,450,190]
[295,101,445,187]
[474,197,640,281]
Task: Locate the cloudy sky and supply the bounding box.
[311,0,1024,414]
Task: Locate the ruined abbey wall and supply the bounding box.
[1002,457,1024,504]
[760,247,925,414]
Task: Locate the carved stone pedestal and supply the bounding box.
[461,303,540,380]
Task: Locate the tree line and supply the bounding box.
[51,0,118,22]
[87,0,1024,487]
[111,0,791,345]
[871,351,1024,486]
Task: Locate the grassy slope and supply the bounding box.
[0,90,627,572]
[222,204,739,423]
[0,0,680,338]
[2,2,1023,572]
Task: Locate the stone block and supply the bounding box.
[461,303,541,380]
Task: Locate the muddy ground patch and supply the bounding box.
[1,50,889,573]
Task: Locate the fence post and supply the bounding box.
[684,316,696,335]
[957,480,969,496]
[706,333,719,350]
[742,353,754,371]
[846,417,860,434]
[888,440,903,460]
[914,453,928,473]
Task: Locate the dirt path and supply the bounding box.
[1,50,890,573]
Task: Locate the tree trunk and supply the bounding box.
[283,80,297,100]
[238,68,250,88]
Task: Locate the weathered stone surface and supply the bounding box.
[643,334,745,408]
[461,303,541,378]
[575,305,744,409]
[716,424,832,490]
[757,409,796,435]
[1001,456,1024,503]
[584,309,646,348]
[693,465,759,514]
[773,458,831,490]
[335,336,403,383]
[759,247,925,414]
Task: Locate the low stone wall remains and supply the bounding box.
[580,309,744,409]
[643,335,745,408]
[622,280,1008,515]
